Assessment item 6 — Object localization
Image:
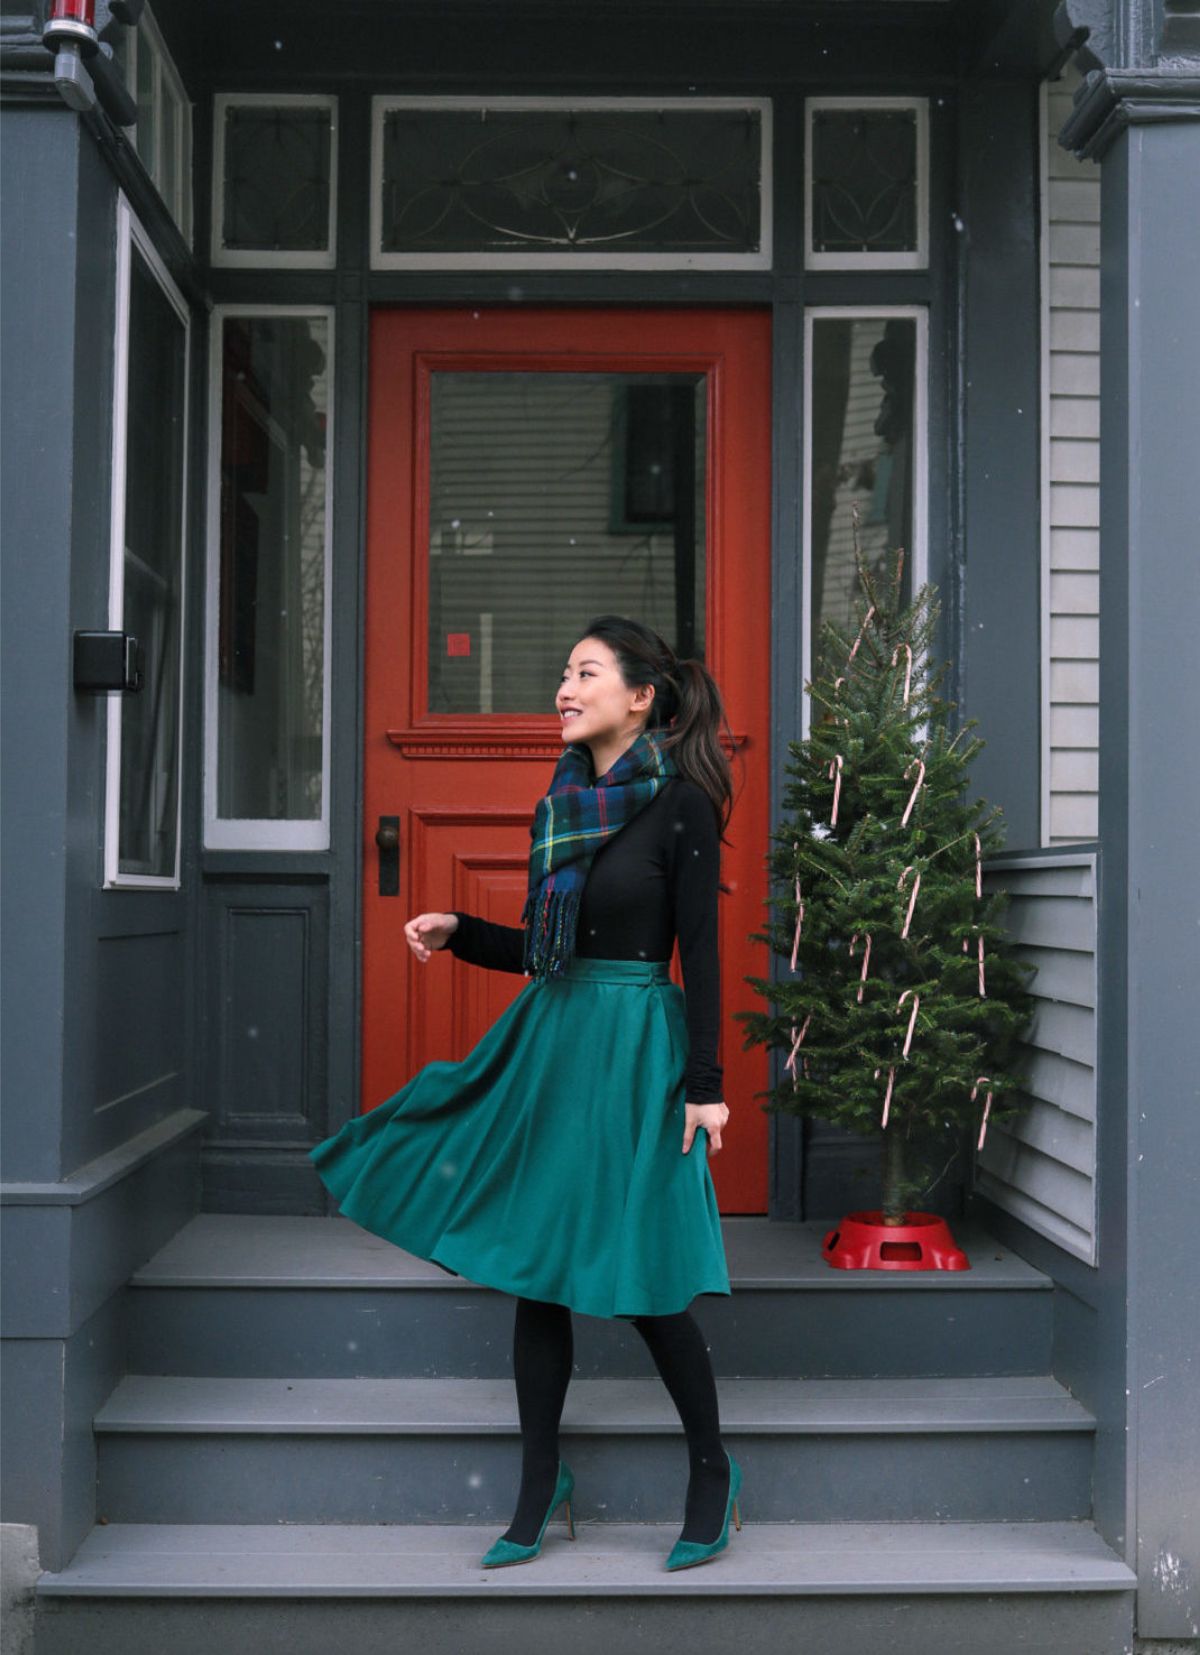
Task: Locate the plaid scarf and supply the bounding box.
[520,727,677,978]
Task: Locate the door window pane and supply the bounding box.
[117,245,187,877]
[809,315,916,677]
[427,371,706,714]
[216,314,329,822]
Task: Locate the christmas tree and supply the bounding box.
[737,520,1036,1222]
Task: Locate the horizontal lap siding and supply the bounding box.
[975,855,1098,1263]
[1042,67,1101,844]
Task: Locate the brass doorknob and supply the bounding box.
[375,823,400,851]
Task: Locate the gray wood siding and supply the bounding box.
[974,853,1098,1263]
[1042,67,1101,844]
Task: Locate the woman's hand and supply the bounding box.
[682,1101,730,1156]
[405,912,459,962]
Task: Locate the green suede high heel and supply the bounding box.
[480,1460,576,1568]
[664,1451,742,1571]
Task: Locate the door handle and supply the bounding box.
[375,816,400,897]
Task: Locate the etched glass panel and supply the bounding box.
[216,316,329,819]
[427,372,706,714]
[381,107,761,255]
[118,246,186,877]
[810,316,915,676]
[811,108,917,255]
[221,104,332,252]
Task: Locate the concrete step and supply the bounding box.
[34,1519,1136,1655]
[94,1374,1094,1524]
[125,1213,1054,1379]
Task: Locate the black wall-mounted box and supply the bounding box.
[73,631,144,693]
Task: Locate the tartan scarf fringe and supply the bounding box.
[519,884,582,981]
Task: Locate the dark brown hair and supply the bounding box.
[574,614,737,840]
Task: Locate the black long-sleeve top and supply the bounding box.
[445,775,725,1103]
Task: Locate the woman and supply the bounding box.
[309,614,743,1572]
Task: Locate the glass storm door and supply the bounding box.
[362,307,771,1212]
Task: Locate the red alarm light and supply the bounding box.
[43,0,98,48]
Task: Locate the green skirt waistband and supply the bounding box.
[551,956,672,985]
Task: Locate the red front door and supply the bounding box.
[362,306,771,1212]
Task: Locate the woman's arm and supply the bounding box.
[446,910,527,974]
[668,782,725,1105]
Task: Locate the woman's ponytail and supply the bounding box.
[660,656,735,838]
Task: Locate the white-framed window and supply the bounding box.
[370,95,773,270]
[804,96,928,271]
[114,3,193,244]
[105,195,190,888]
[204,306,334,850]
[211,93,338,268]
[801,305,929,735]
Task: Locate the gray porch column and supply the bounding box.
[1055,12,1200,1636]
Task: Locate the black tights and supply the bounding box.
[501,1294,730,1546]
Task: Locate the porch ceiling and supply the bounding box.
[152,0,1061,89]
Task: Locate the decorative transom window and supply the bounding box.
[370,96,772,269]
[805,97,928,270]
[211,94,338,268]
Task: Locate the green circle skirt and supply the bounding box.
[309,956,731,1319]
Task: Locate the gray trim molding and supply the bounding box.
[1,1109,206,1340]
[0,1108,207,1207]
[1057,67,1200,157]
[1050,0,1200,159]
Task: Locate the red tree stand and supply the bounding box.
[822,1210,970,1271]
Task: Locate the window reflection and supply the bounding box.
[810,315,915,677]
[117,246,186,878]
[427,372,706,714]
[216,314,328,820]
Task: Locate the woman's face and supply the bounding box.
[556,636,654,749]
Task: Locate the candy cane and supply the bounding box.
[974,833,982,899]
[897,865,921,939]
[897,989,920,1058]
[891,643,913,706]
[880,1066,896,1128]
[972,1077,994,1150]
[828,753,844,826]
[847,606,875,663]
[784,1014,812,1086]
[849,932,872,1003]
[978,935,986,997]
[790,873,805,971]
[901,758,925,827]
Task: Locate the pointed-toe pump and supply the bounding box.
[664,1451,742,1572]
[480,1460,576,1568]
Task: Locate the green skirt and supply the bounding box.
[309,956,731,1319]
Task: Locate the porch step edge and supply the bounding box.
[94,1374,1095,1436]
[127,1213,1052,1292]
[35,1519,1136,1598]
